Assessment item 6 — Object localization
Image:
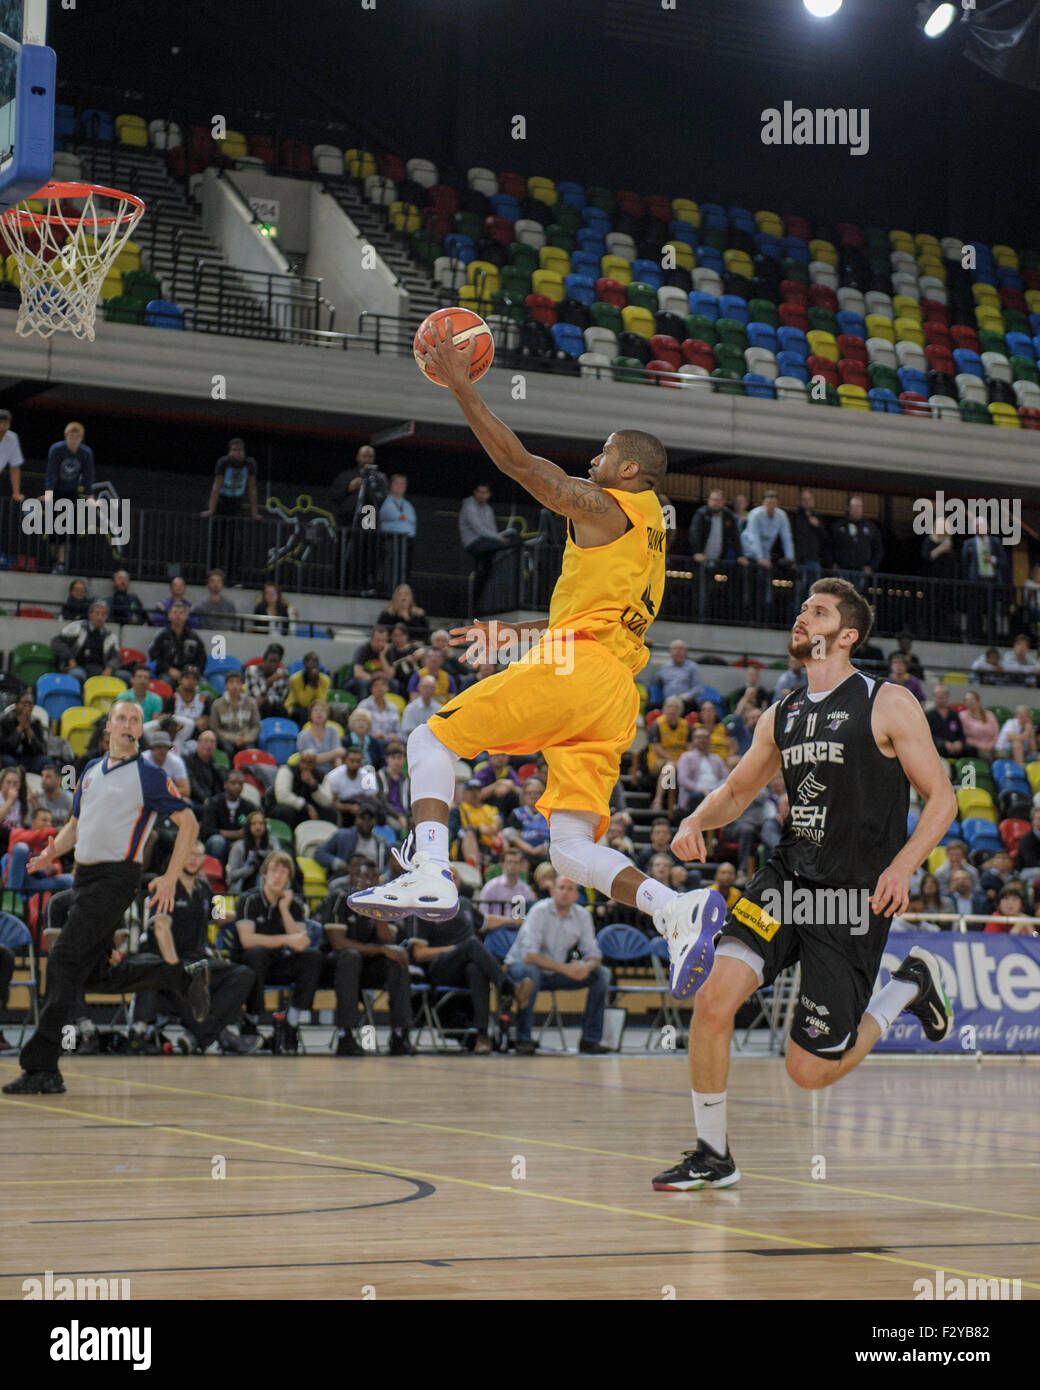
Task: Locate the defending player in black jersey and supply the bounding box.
[653,578,958,1191]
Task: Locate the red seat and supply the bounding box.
[18,606,53,620]
[120,647,147,668]
[422,209,452,238]
[838,359,869,388]
[647,360,681,386]
[525,293,557,326]
[806,356,839,387]
[807,284,838,311]
[281,140,313,174]
[646,196,673,223]
[233,749,277,770]
[516,762,538,781]
[733,657,765,669]
[999,818,1030,862]
[243,771,266,798]
[926,344,955,374]
[595,278,627,309]
[201,855,226,894]
[484,215,513,246]
[837,334,867,364]
[780,280,808,305]
[681,339,716,371]
[645,708,661,731]
[166,145,187,179]
[1024,270,1040,293]
[920,300,948,326]
[778,304,808,331]
[924,328,952,355]
[616,189,645,217]
[650,334,682,370]
[950,324,980,353]
[1018,407,1040,430]
[497,171,527,201]
[245,656,265,667]
[248,135,275,167]
[836,222,863,248]
[783,214,811,239]
[149,679,173,700]
[899,391,929,417]
[999,288,1026,313]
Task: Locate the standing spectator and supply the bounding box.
[330,445,390,597]
[244,643,290,719]
[378,474,417,589]
[201,438,261,583]
[272,748,333,827]
[35,762,73,827]
[356,675,402,744]
[185,730,226,809]
[731,493,749,529]
[688,489,748,621]
[921,521,957,580]
[406,647,457,703]
[772,654,807,702]
[285,652,330,727]
[296,700,344,769]
[208,670,261,760]
[791,488,829,606]
[375,741,410,838]
[252,582,295,637]
[52,600,122,685]
[108,568,148,626]
[45,421,95,575]
[741,491,794,619]
[0,408,24,502]
[831,497,883,585]
[652,639,702,710]
[195,569,238,631]
[401,675,443,735]
[996,705,1038,764]
[200,769,249,865]
[959,689,1000,761]
[349,624,396,699]
[61,578,90,622]
[151,575,198,628]
[962,519,1010,643]
[0,691,48,772]
[887,654,925,703]
[676,726,728,815]
[148,602,206,685]
[114,665,163,723]
[926,685,965,759]
[1001,634,1040,683]
[458,482,522,610]
[889,631,925,682]
[503,877,611,1054]
[377,584,430,645]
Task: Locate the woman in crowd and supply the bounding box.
[345,708,383,770]
[377,583,430,645]
[252,582,295,636]
[226,810,273,894]
[0,764,34,856]
[296,699,343,768]
[503,777,550,869]
[959,688,1000,762]
[61,578,91,621]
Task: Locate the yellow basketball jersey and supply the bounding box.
[547,487,666,675]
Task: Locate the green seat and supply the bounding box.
[710,367,743,395]
[808,307,838,335]
[863,227,889,251]
[102,295,145,324]
[11,641,56,686]
[591,302,623,334]
[212,749,230,770]
[978,328,1007,356]
[334,662,355,688]
[713,342,746,374]
[958,400,991,425]
[267,818,293,851]
[453,210,483,241]
[748,298,780,329]
[868,363,900,393]
[626,281,658,313]
[700,226,726,252]
[716,318,748,350]
[684,313,717,346]
[508,241,539,273]
[867,254,891,276]
[121,269,162,304]
[499,266,531,298]
[808,382,840,406]
[410,229,442,269]
[551,204,581,232]
[545,225,574,254]
[585,186,616,215]
[987,705,1013,724]
[768,659,788,669]
[612,355,649,383]
[1010,355,1039,385]
[1004,310,1030,335]
[490,293,525,324]
[954,757,996,794]
[1019,249,1040,272]
[328,688,358,712]
[780,258,809,285]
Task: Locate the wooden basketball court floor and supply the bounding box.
[1,1053,1038,1301]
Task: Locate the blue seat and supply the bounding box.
[698,686,726,719]
[743,372,775,399]
[728,205,754,225]
[37,672,82,725]
[556,180,585,209]
[961,817,1002,853]
[696,246,724,274]
[581,207,611,232]
[898,367,929,395]
[746,321,778,352]
[777,352,809,382]
[1030,322,1040,344]
[938,817,962,847]
[551,322,585,357]
[574,232,605,258]
[571,250,601,278]
[205,654,244,678]
[781,236,809,263]
[489,194,520,221]
[719,294,749,325]
[906,810,919,836]
[755,233,782,259]
[837,310,867,339]
[564,273,596,306]
[700,202,727,229]
[1006,332,1035,361]
[145,298,185,330]
[953,349,984,380]
[996,267,1024,290]
[868,387,901,413]
[443,233,475,262]
[484,925,519,961]
[688,290,719,322]
[373,824,398,850]
[668,219,698,248]
[54,103,76,144]
[777,326,809,359]
[632,260,663,289]
[971,269,998,289]
[80,108,114,142]
[258,717,298,766]
[992,759,1029,789]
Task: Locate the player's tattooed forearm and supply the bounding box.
[523,457,610,513]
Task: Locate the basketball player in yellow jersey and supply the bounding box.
[350,317,728,1000]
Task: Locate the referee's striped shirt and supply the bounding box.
[72,754,190,865]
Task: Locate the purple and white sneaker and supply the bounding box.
[348,837,458,922]
[653,888,727,999]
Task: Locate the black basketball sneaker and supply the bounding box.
[892,945,953,1042]
[652,1139,740,1191]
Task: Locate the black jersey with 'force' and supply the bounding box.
[772,670,908,889]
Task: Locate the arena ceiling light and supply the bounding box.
[803,0,843,16]
[922,3,957,37]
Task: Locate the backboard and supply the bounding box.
[0,0,55,209]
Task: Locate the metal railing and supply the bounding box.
[181,260,332,339]
[899,914,1038,933]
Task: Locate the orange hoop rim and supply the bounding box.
[1,181,146,229]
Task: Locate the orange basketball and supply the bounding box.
[414,307,494,387]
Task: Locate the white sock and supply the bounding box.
[865,978,920,1037]
[636,877,678,917]
[693,1090,727,1155]
[415,820,450,866]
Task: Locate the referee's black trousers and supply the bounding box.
[21,862,191,1074]
[426,938,505,1034]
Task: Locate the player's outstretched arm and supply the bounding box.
[672,705,782,861]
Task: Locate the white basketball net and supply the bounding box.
[1,185,145,341]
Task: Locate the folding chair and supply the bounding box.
[0,912,38,1048]
[596,924,663,1050]
[647,936,686,1049]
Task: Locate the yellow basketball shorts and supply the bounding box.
[427,637,640,843]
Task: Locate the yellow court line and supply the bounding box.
[5,1094,1038,1293]
[23,1066,1040,1229]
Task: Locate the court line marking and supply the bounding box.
[5,1094,1038,1292]
[22,1066,1040,1228]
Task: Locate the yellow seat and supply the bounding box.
[662,240,695,271]
[988,402,1021,428]
[1027,290,1040,316]
[940,671,967,685]
[60,705,100,758]
[754,209,782,235]
[115,114,148,148]
[600,254,631,286]
[975,306,1005,333]
[890,230,915,255]
[456,284,493,315]
[992,243,1019,270]
[527,175,556,206]
[4,252,19,287]
[385,692,405,714]
[221,129,249,161]
[806,330,838,362]
[530,269,564,302]
[673,198,701,226]
[972,282,1000,308]
[926,846,948,875]
[809,238,838,267]
[388,201,420,233]
[894,316,925,347]
[297,856,328,884]
[113,240,142,274]
[892,295,922,323]
[837,384,869,410]
[539,245,570,276]
[723,248,754,278]
[865,314,895,343]
[99,271,124,302]
[620,305,656,338]
[466,260,501,296]
[346,149,377,179]
[914,232,941,256]
[1027,762,1040,794]
[956,787,995,819]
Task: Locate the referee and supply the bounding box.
[2,700,210,1095]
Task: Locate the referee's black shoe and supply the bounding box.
[892,945,954,1042]
[184,961,211,1023]
[3,1070,66,1095]
[652,1140,740,1191]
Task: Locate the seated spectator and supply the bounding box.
[244,643,290,719]
[186,729,226,808]
[0,689,49,772]
[5,807,75,894]
[478,848,536,927]
[325,747,373,825]
[985,885,1034,934]
[1001,634,1040,684]
[209,670,261,759]
[677,726,728,815]
[888,631,925,681]
[148,602,206,685]
[135,840,259,1053]
[195,568,237,631]
[760,775,788,861]
[645,697,690,808]
[695,699,735,763]
[388,622,424,692]
[53,599,124,685]
[645,852,680,893]
[1013,809,1040,874]
[652,639,702,711]
[143,728,190,797]
[424,628,466,686]
[115,665,163,722]
[0,765,32,853]
[732,665,771,716]
[272,748,333,826]
[168,666,209,753]
[604,812,635,860]
[200,768,249,865]
[315,878,414,1056]
[109,568,148,626]
[531,861,556,898]
[933,839,979,894]
[973,866,1007,920]
[723,785,774,880]
[970,647,1004,683]
[711,861,741,911]
[406,648,457,704]
[772,654,807,702]
[313,801,388,888]
[456,777,503,868]
[297,699,344,768]
[729,704,763,758]
[996,705,1037,764]
[959,689,1000,761]
[375,740,410,837]
[349,624,396,699]
[948,870,977,920]
[252,581,295,636]
[887,654,925,703]
[637,817,687,875]
[61,577,90,621]
[152,575,198,627]
[286,651,330,727]
[377,582,430,645]
[345,708,384,770]
[918,872,954,925]
[356,675,402,744]
[232,851,324,1052]
[504,877,611,1054]
[502,777,550,868]
[472,751,522,818]
[401,675,443,735]
[35,761,73,827]
[226,811,272,895]
[926,685,966,759]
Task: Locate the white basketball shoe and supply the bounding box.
[653,888,728,999]
[347,835,459,922]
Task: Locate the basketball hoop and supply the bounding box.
[0,181,146,341]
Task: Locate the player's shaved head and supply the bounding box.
[614,429,667,490]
